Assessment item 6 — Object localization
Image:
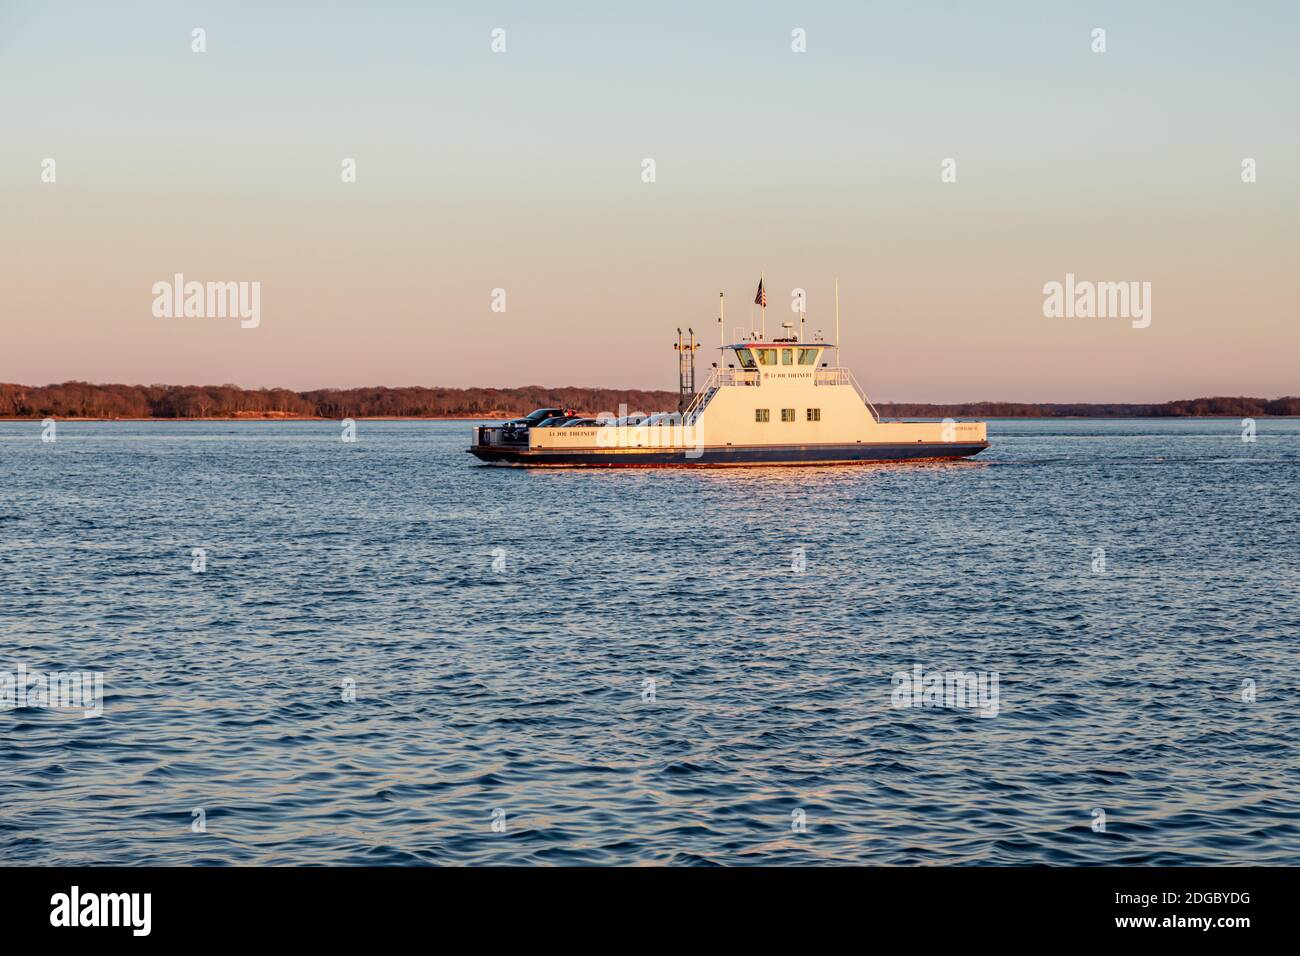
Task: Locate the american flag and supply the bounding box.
[754,279,766,307]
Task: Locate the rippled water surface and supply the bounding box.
[2,419,1297,865]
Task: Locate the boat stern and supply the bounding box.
[468,424,529,462]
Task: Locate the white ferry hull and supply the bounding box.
[469,440,988,467]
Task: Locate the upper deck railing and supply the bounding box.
[718,369,759,387]
[684,365,879,423]
[815,367,879,420]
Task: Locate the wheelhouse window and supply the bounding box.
[735,348,757,369]
[757,349,778,366]
[781,408,795,422]
[781,349,794,365]
[806,408,821,421]
[755,409,770,422]
[798,348,820,365]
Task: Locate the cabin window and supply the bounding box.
[755,409,770,422]
[806,408,821,421]
[757,349,778,365]
[735,348,756,369]
[781,408,795,422]
[781,349,793,365]
[798,348,819,365]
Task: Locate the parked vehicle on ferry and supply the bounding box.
[501,408,565,430]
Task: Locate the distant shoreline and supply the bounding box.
[3,414,1298,423]
[0,415,490,422]
[3,382,1297,420]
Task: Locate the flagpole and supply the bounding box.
[761,270,766,340]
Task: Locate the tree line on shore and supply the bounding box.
[0,382,679,419]
[875,397,1300,417]
[1,382,1297,419]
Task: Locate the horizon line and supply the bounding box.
[2,380,1298,408]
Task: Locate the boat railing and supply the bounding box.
[473,424,528,447]
[814,367,852,387]
[682,369,715,424]
[816,367,880,421]
[718,368,759,387]
[685,366,882,424]
[683,367,760,424]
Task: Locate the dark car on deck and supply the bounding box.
[501,408,565,430]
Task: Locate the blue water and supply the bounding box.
[1,418,1297,865]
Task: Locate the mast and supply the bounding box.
[718,292,725,352]
[686,327,696,405]
[835,277,841,367]
[674,326,700,413]
[675,328,684,413]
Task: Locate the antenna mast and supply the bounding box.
[719,293,725,352]
[674,327,700,413]
[834,278,841,367]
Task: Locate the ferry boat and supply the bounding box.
[469,286,988,467]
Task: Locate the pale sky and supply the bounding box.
[1,1,1296,401]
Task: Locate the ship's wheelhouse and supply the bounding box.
[731,345,824,369]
